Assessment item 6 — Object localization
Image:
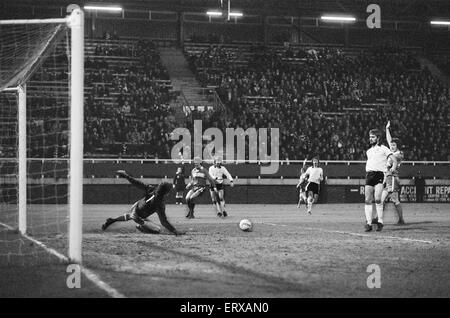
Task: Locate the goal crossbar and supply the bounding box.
[0,18,68,25]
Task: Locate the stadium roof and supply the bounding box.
[2,0,450,21]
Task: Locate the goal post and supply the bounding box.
[67,4,84,264]
[18,85,27,235]
[1,85,27,236]
[0,5,84,264]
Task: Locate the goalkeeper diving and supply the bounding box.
[101,170,185,235]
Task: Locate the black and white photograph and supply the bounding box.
[0,0,449,302]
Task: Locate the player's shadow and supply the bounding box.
[387,221,434,231]
[135,240,309,294]
[400,221,433,225]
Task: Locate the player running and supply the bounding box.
[364,129,397,232]
[304,157,323,214]
[296,159,308,208]
[101,170,184,235]
[381,121,405,225]
[208,157,234,217]
[185,157,218,219]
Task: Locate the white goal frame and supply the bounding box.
[0,5,84,263]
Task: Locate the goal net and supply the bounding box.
[0,7,84,265]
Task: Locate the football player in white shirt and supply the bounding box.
[304,157,324,214]
[296,159,308,208]
[364,128,397,232]
[208,157,234,217]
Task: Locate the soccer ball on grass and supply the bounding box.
[239,219,253,232]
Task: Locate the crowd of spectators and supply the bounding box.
[25,96,69,158]
[187,44,448,161]
[0,38,178,159]
[187,45,239,70]
[93,43,135,57]
[1,37,448,162]
[0,69,71,158]
[83,39,175,158]
[189,32,233,44]
[84,102,176,158]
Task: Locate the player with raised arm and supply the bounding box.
[101,170,184,235]
[185,157,218,219]
[296,158,308,208]
[364,129,397,232]
[381,121,406,225]
[208,157,234,218]
[304,157,323,214]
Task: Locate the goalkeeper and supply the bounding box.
[101,170,184,235]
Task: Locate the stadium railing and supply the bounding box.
[1,158,448,180]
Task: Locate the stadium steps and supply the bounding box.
[159,47,212,108]
[417,56,450,85]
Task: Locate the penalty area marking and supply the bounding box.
[0,221,126,298]
[263,222,434,244]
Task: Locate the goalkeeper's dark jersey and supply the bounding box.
[122,173,176,233]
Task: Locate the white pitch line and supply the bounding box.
[80,267,126,298]
[303,227,434,244]
[265,222,288,227]
[0,222,126,298]
[262,222,434,244]
[0,221,18,231]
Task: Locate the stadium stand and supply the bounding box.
[83,38,177,159]
[185,43,449,161]
[0,31,447,161]
[0,38,178,159]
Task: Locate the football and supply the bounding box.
[239,219,253,232]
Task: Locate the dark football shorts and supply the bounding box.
[365,171,385,187]
[214,183,224,191]
[306,182,320,195]
[129,205,145,226]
